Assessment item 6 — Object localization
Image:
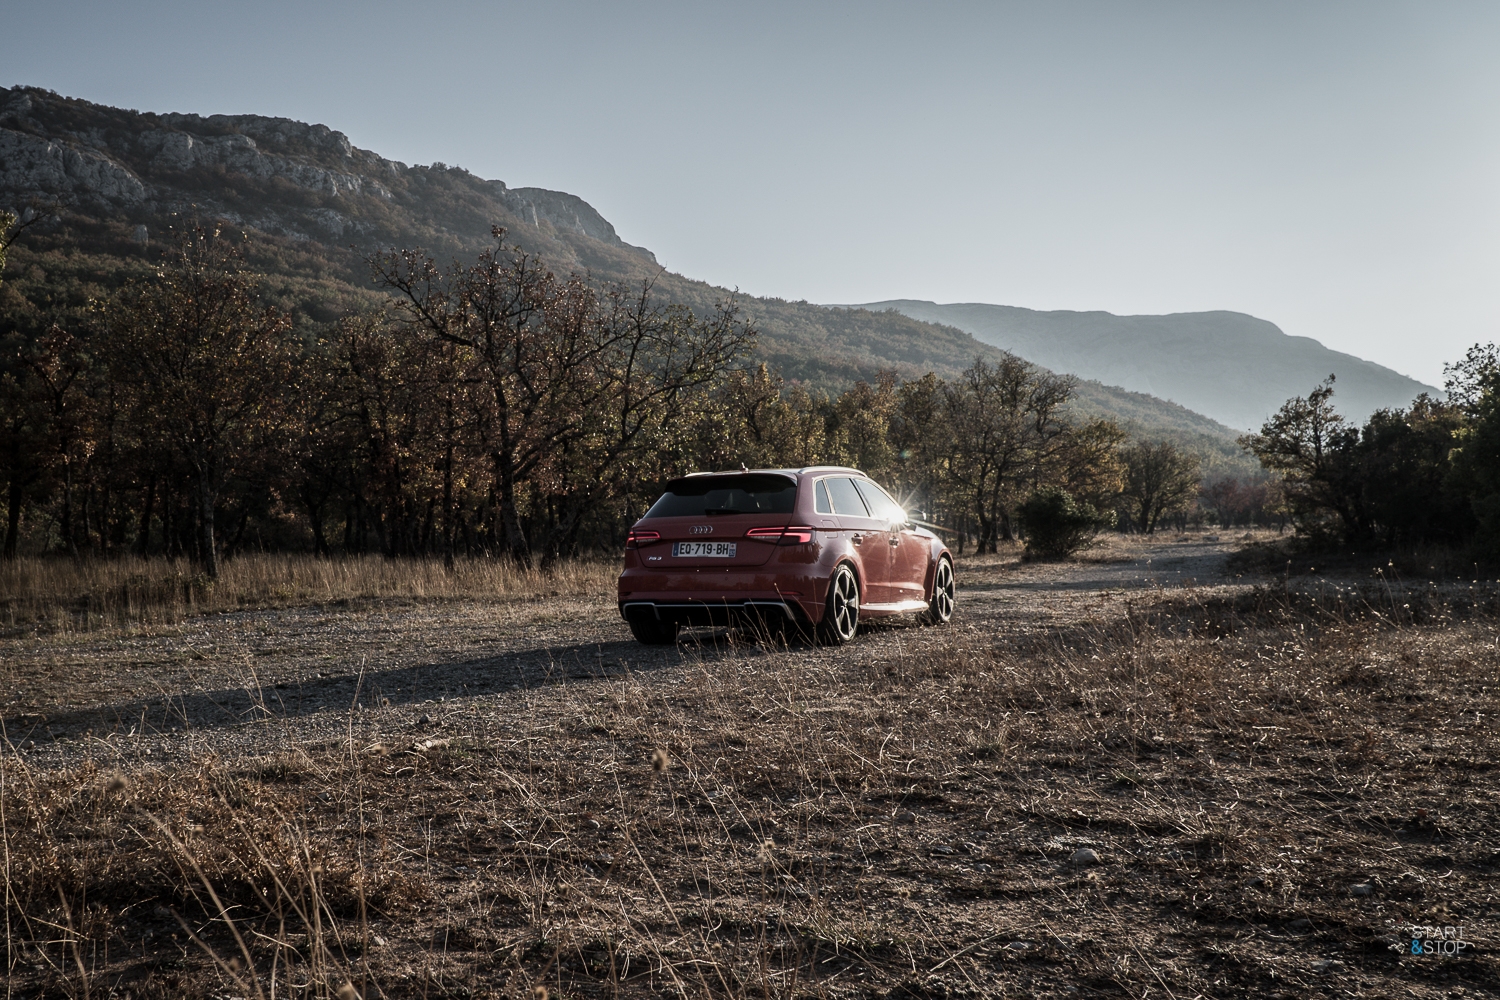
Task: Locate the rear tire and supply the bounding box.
[923,556,955,625]
[816,564,860,645]
[628,616,679,645]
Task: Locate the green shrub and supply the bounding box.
[1018,487,1114,561]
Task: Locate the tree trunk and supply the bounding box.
[494,453,531,566]
[372,504,390,558]
[419,497,435,555]
[138,477,156,556]
[543,501,589,568]
[4,478,21,559]
[974,502,997,554]
[80,483,92,555]
[61,460,77,557]
[196,476,219,578]
[162,484,175,557]
[226,503,251,557]
[307,496,329,556]
[443,441,455,570]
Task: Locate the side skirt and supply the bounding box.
[859,599,931,615]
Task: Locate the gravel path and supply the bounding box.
[3,534,1256,771]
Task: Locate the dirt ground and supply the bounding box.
[1,534,1244,759]
[4,532,1497,998]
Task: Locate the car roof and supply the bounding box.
[678,467,867,479]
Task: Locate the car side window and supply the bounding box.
[815,479,833,514]
[854,479,905,523]
[823,477,869,517]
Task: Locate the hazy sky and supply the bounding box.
[7,1,1499,386]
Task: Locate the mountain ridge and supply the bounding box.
[1,84,1246,468]
[849,299,1436,431]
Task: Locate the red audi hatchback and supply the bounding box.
[618,467,955,645]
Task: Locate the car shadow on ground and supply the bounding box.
[5,632,762,744]
[3,618,892,745]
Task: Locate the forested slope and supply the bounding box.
[1,85,1243,455]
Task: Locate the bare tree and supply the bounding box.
[103,225,291,576]
[709,364,830,471]
[0,331,82,558]
[539,281,754,557]
[1119,440,1201,534]
[369,229,752,564]
[942,356,1076,552]
[15,328,92,555]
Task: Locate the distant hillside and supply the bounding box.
[1,85,1244,465]
[851,300,1437,431]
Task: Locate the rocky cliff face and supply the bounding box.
[498,185,626,246]
[1,89,386,212]
[0,111,149,207]
[0,86,651,259]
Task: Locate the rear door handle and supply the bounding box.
[851,534,862,545]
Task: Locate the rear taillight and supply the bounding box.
[745,526,815,545]
[626,529,660,548]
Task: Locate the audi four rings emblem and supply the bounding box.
[690,525,714,534]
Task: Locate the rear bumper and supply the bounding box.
[618,560,830,626]
[620,598,811,629]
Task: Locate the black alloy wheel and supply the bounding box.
[817,564,861,645]
[923,556,955,625]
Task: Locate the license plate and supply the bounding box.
[672,541,737,558]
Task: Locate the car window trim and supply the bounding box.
[853,478,905,524]
[818,475,872,518]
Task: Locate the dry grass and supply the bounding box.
[1228,534,1500,583]
[0,554,618,632]
[5,579,1498,997]
[957,527,1284,569]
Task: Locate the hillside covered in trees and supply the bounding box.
[857,299,1436,431]
[2,217,1194,567]
[1,85,1291,568]
[0,86,1245,447]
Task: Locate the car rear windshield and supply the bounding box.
[644,474,798,517]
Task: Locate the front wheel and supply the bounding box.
[923,556,955,625]
[816,564,860,645]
